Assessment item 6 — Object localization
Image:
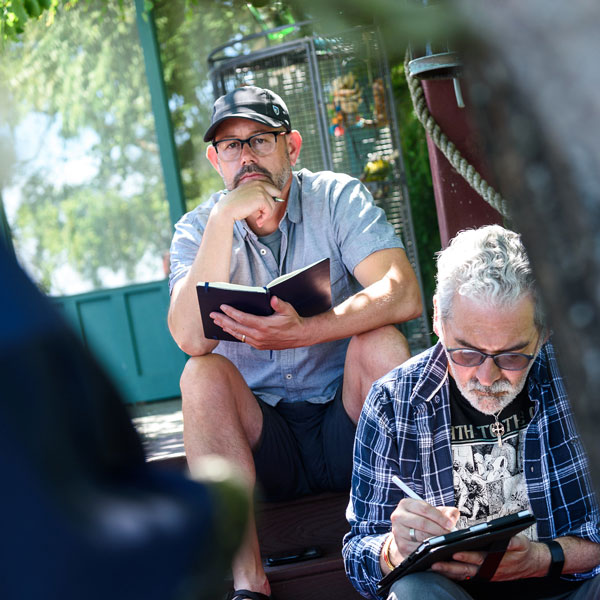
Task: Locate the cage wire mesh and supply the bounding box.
[208,27,431,353]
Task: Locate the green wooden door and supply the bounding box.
[53,281,186,404]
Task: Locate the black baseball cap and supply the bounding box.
[203,85,291,142]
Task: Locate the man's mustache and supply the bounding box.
[233,164,274,188]
[467,379,513,394]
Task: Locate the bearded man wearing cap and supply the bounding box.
[167,86,422,600]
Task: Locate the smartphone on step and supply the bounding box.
[265,546,322,567]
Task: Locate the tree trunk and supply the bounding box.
[458,0,600,496]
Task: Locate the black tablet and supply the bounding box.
[377,509,536,596]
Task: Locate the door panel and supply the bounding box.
[54,281,186,404]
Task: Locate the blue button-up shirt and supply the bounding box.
[169,169,403,406]
[342,341,600,599]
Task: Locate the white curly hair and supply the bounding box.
[434,225,546,332]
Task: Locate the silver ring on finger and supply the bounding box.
[409,527,417,543]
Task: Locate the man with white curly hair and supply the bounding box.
[343,225,600,600]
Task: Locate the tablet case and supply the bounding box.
[377,510,536,596]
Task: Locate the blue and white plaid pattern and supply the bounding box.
[342,341,600,599]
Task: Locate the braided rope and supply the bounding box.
[404,54,510,219]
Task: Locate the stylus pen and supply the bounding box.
[391,475,423,501]
[392,475,458,531]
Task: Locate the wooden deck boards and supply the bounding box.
[129,398,363,600]
[129,398,184,461]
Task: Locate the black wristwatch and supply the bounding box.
[546,540,565,578]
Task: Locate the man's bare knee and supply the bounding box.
[180,354,245,419]
[347,324,410,370]
[343,325,412,423]
[180,353,238,397]
[180,354,263,448]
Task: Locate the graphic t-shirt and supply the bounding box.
[449,377,538,539]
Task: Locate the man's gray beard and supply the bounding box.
[452,371,532,415]
[445,341,539,415]
[272,162,292,189]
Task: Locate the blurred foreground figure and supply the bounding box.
[0,244,247,600]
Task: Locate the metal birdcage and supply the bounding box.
[208,25,431,353]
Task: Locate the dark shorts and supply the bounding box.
[252,387,356,502]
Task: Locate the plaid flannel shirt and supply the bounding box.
[342,341,600,599]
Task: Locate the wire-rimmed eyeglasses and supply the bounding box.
[212,131,289,162]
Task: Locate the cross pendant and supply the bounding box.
[491,420,505,447]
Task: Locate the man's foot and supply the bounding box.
[228,590,271,600]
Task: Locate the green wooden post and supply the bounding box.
[134,0,187,227]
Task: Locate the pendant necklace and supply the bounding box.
[490,410,505,447]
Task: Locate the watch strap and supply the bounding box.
[546,540,565,578]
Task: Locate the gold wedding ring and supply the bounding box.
[241,334,246,343]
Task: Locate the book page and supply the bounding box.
[197,281,266,293]
[266,257,328,288]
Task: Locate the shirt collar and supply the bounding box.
[410,342,449,406]
[285,171,302,224]
[527,339,551,386]
[235,216,252,240]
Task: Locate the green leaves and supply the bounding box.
[2,1,173,293]
[1,0,330,293]
[3,1,29,36]
[1,0,130,41]
[2,0,47,39]
[23,0,42,18]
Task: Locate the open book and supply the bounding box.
[196,257,332,342]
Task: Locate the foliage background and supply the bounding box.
[391,64,438,324]
[1,2,173,292]
[1,0,438,314]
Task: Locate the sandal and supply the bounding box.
[228,590,271,600]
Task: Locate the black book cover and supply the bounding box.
[377,510,536,596]
[196,257,331,342]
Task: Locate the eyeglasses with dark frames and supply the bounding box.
[446,347,536,371]
[212,131,289,162]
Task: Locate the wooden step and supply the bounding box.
[267,556,359,600]
[257,491,348,556]
[146,452,363,599]
[257,492,363,600]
